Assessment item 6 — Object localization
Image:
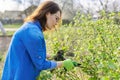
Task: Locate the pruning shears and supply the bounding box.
[53,50,81,67]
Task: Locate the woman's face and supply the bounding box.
[46,11,61,30]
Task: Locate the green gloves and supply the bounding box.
[63,59,74,71]
[63,59,81,71]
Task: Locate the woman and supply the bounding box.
[2,1,75,80]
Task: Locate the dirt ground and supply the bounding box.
[0,36,12,76]
[0,36,12,54]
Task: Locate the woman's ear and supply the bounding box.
[46,12,51,18]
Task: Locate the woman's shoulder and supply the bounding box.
[14,21,43,39]
[23,21,42,31]
[24,21,44,38]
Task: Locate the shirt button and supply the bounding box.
[38,56,41,59]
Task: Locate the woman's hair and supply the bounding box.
[24,1,62,31]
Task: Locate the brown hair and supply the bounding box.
[24,1,62,31]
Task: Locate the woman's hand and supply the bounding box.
[46,53,51,58]
[63,59,75,71]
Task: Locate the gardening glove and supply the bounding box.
[63,59,75,71]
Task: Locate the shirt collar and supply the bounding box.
[34,20,42,31]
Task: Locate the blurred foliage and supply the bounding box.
[38,11,120,80]
[0,11,120,80]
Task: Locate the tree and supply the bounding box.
[13,0,41,17]
[52,0,80,21]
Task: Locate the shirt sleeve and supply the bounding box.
[22,26,57,70]
[50,61,57,69]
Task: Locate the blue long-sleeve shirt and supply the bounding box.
[1,21,57,80]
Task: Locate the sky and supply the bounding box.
[0,0,120,13]
[0,0,29,12]
[0,0,94,12]
[0,0,43,13]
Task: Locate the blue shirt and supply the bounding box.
[1,21,57,80]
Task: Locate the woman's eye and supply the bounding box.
[55,15,60,22]
[56,18,58,21]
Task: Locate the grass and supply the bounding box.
[3,23,22,28]
[0,23,21,36]
[0,31,15,36]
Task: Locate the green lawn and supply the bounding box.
[3,23,22,28]
[0,23,22,36]
[0,31,15,36]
